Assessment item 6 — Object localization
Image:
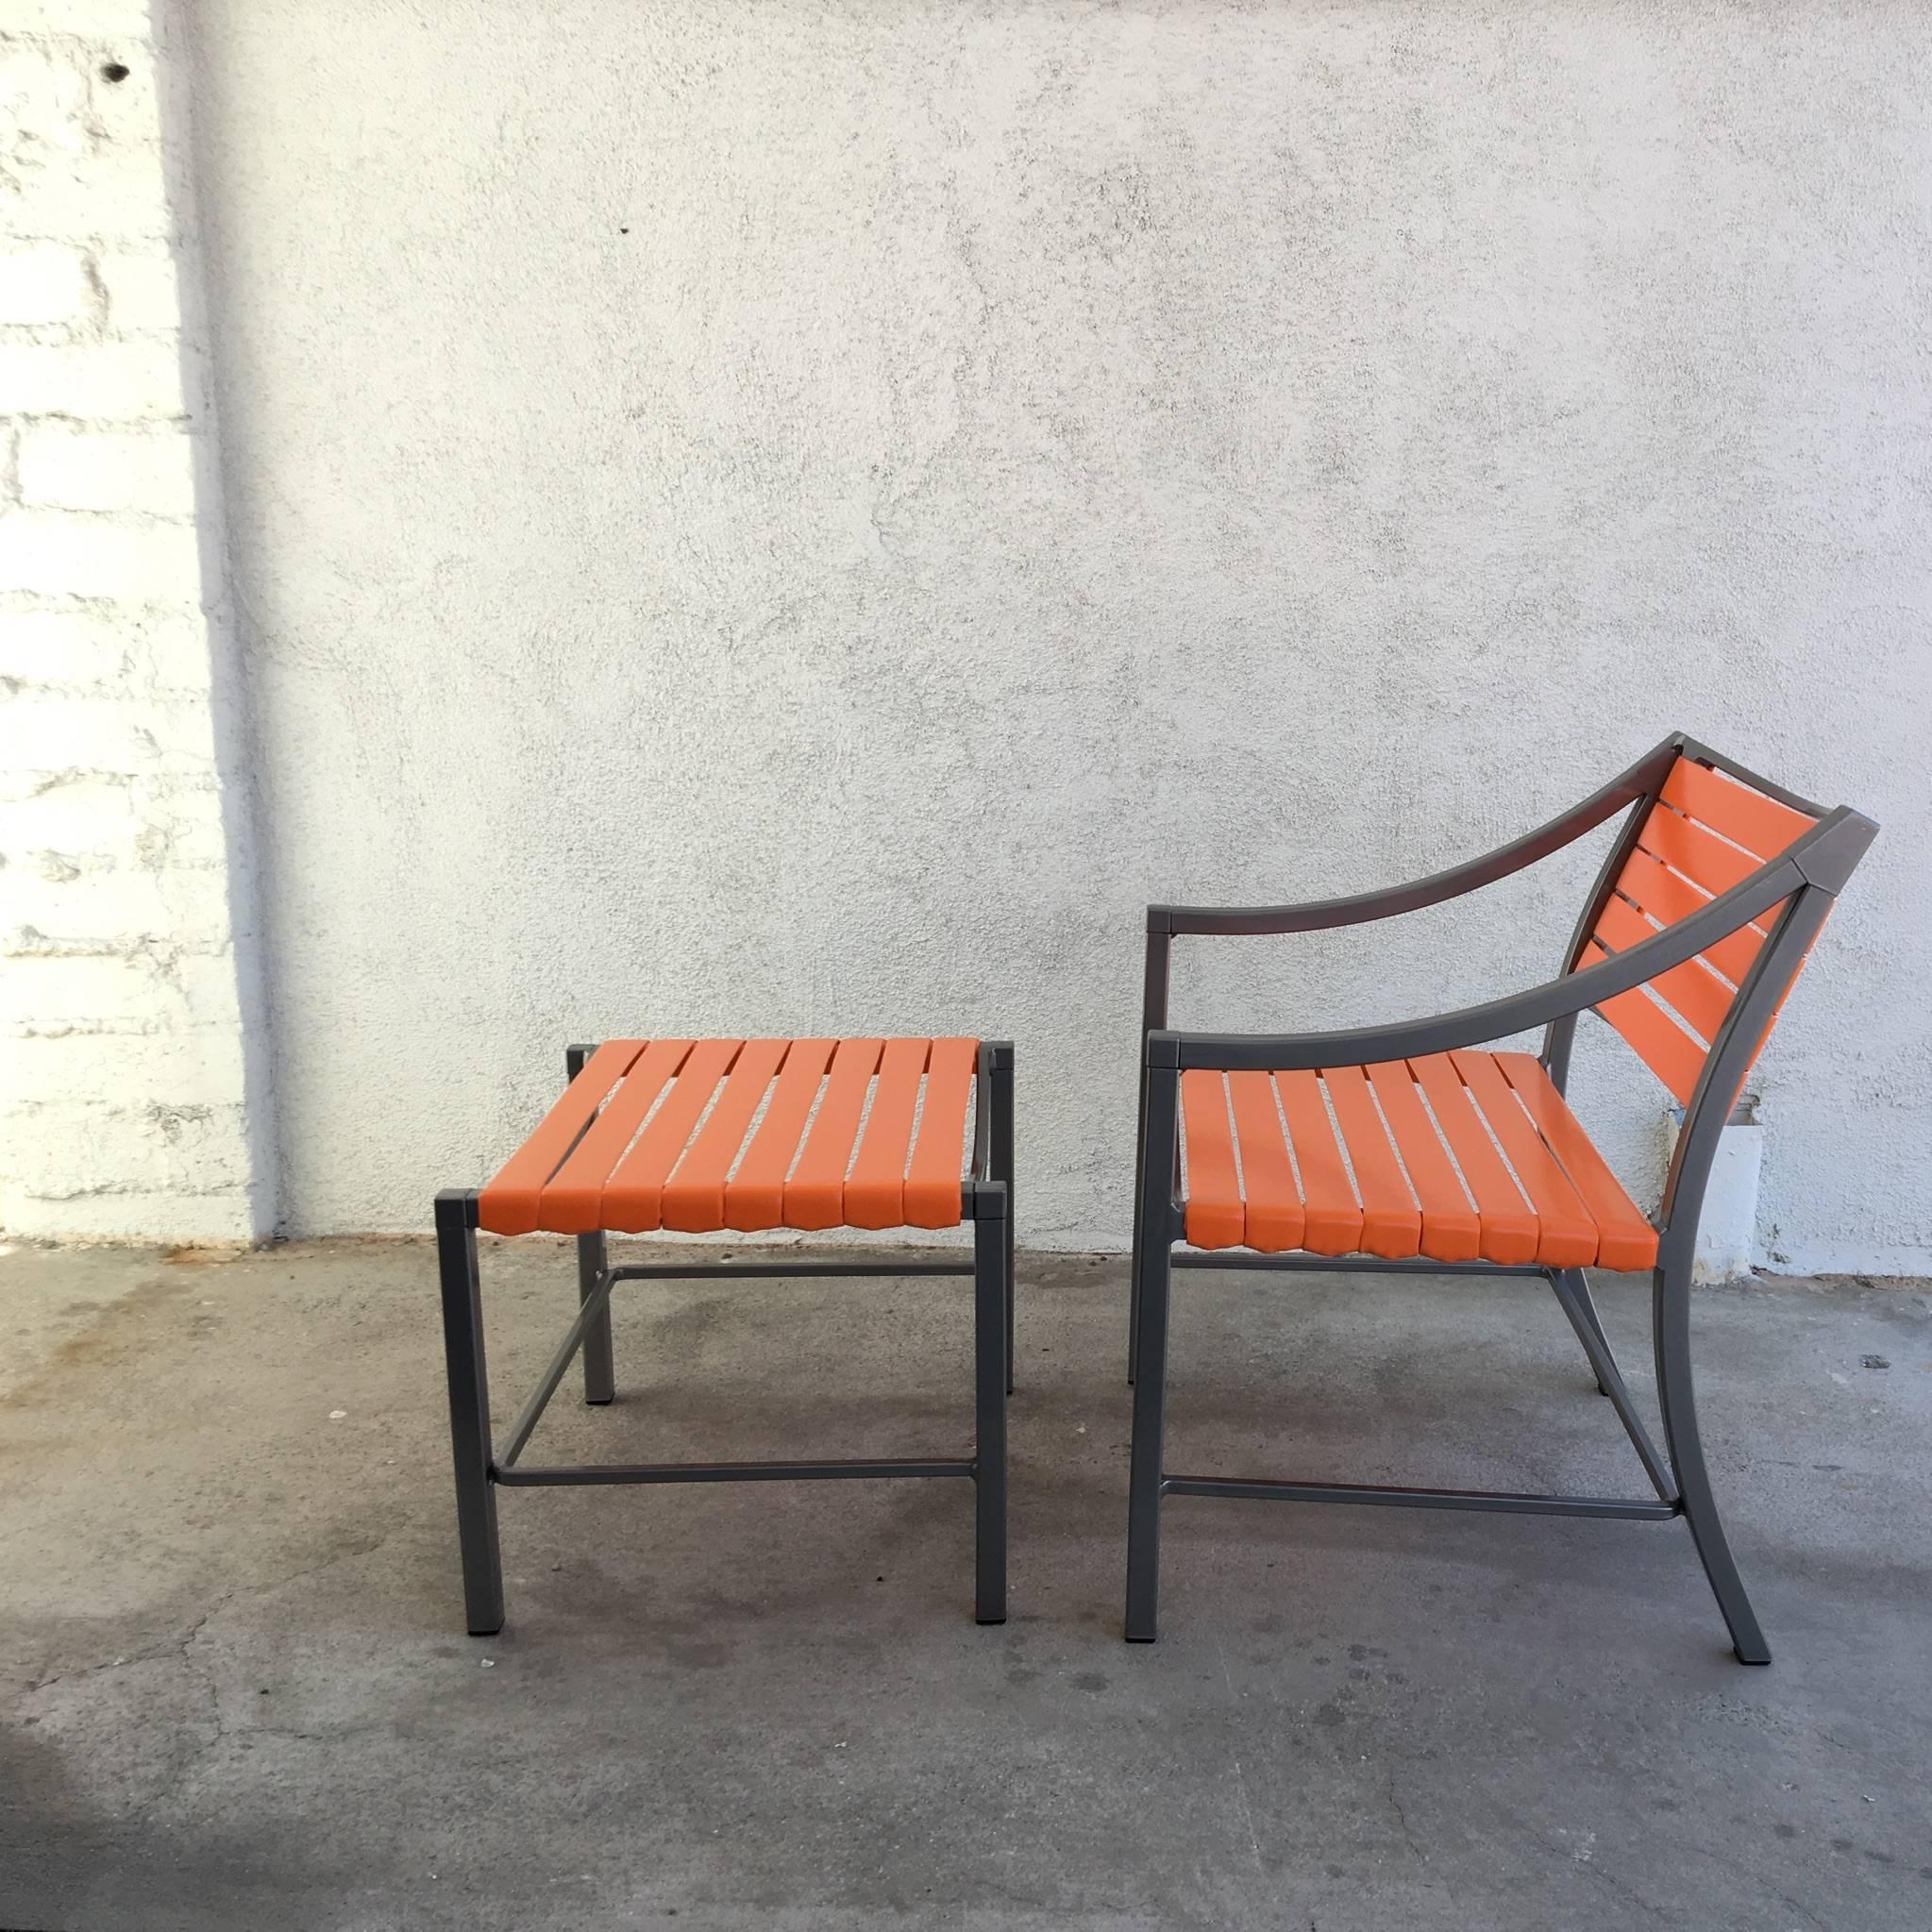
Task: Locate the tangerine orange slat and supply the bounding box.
[845,1038,932,1230]
[478,1039,647,1235]
[1404,1054,1539,1265]
[1274,1069,1362,1256]
[1321,1066,1421,1258]
[1594,893,1734,1042]
[1450,1050,1598,1268]
[725,1038,836,1232]
[537,1037,695,1233]
[1181,1070,1244,1249]
[1227,1070,1303,1252]
[658,1037,790,1234]
[1637,804,1762,899]
[1494,1054,1658,1272]
[600,1039,742,1233]
[1580,938,1705,1103]
[1365,1061,1481,1263]
[784,1038,884,1231]
[903,1036,979,1229]
[1610,848,1773,988]
[1661,757,1814,860]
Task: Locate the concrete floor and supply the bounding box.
[3,1238,1929,1932]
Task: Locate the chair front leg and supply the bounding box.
[1653,1255,1770,1664]
[1124,1061,1179,1641]
[435,1189,504,1636]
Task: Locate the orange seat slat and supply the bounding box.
[1593,893,1734,1042]
[1580,939,1706,1103]
[1613,846,1774,987]
[477,1039,647,1235]
[1404,1055,1539,1265]
[1180,1070,1244,1249]
[1636,804,1761,900]
[600,1039,743,1233]
[1494,1054,1658,1272]
[659,1037,791,1234]
[1275,1069,1362,1256]
[784,1038,884,1231]
[1661,757,1814,860]
[1365,1061,1481,1263]
[722,1039,839,1232]
[1449,1050,1598,1268]
[1321,1066,1421,1259]
[1228,1070,1304,1252]
[845,1038,932,1230]
[902,1036,979,1229]
[534,1037,695,1233]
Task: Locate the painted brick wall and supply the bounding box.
[0,1,270,1242]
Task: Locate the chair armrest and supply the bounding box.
[1152,850,1807,1073]
[1149,740,1677,938]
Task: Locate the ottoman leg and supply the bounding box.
[973,1185,1010,1624]
[435,1190,504,1635]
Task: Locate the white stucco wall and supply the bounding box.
[88,2,1932,1265]
[0,1,273,1241]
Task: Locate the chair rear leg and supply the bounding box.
[1551,1267,1616,1397]
[973,1191,1009,1624]
[1653,1259,1770,1664]
[435,1190,504,1636]
[990,1044,1016,1395]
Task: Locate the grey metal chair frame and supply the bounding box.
[1124,733,1877,1662]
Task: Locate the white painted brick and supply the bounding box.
[19,423,195,517]
[8,4,152,32]
[0,945,240,1033]
[0,511,203,600]
[1,854,232,948]
[0,601,210,690]
[89,44,160,147]
[3,144,173,242]
[98,250,178,333]
[0,770,133,846]
[0,242,92,326]
[0,338,190,417]
[1,1029,247,1110]
[0,45,90,165]
[0,690,217,772]
[0,1181,255,1244]
[0,1101,253,1202]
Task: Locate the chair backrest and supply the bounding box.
[1571,751,1823,1105]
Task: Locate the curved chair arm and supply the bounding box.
[1148,736,1682,938]
[1151,845,1812,1074]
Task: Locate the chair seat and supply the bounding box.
[479,1036,980,1237]
[1179,1050,1658,1270]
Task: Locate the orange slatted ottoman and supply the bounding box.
[435,1035,1012,1635]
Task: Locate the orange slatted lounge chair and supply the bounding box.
[437,1037,1012,1635]
[1122,734,1876,1662]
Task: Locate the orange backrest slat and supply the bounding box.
[659,1037,790,1234]
[1274,1069,1361,1256]
[1320,1066,1421,1259]
[600,1039,742,1233]
[1227,1069,1303,1253]
[1661,757,1815,860]
[535,1037,695,1233]
[1634,803,1760,900]
[784,1038,884,1231]
[1594,894,1734,1042]
[1494,1054,1658,1272]
[725,1038,836,1232]
[845,1038,932,1229]
[1449,1050,1598,1267]
[902,1036,979,1229]
[477,1039,647,1235]
[1579,940,1705,1103]
[1613,846,1776,988]
[1404,1055,1538,1265]
[1181,1070,1243,1249]
[1364,1062,1481,1264]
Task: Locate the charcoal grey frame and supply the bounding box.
[1124,733,1876,1662]
[438,1039,1014,1636]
